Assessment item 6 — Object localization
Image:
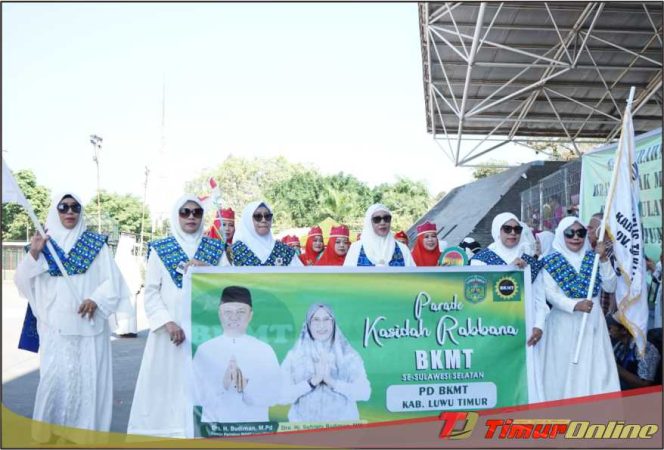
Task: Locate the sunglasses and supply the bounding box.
[57,203,82,214]
[564,228,588,239]
[501,224,523,235]
[252,212,273,222]
[178,207,204,219]
[371,215,392,224]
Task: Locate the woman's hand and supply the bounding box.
[29,231,49,260]
[512,257,528,269]
[164,321,185,345]
[574,299,594,314]
[527,327,543,346]
[78,299,98,320]
[183,259,208,273]
[310,361,324,387]
[596,242,608,262]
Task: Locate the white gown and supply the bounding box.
[280,347,371,422]
[192,334,281,423]
[343,241,416,267]
[14,246,130,438]
[114,234,142,334]
[127,251,227,437]
[540,260,620,401]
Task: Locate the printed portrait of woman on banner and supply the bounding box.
[279,303,371,422]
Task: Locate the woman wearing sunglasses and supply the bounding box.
[231,201,303,267]
[129,194,227,437]
[343,204,415,267]
[14,192,132,439]
[471,213,549,348]
[539,216,619,401]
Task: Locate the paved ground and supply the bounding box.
[1,280,148,433]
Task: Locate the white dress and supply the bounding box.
[127,251,226,437]
[14,246,130,438]
[540,260,620,401]
[192,334,281,423]
[280,347,371,422]
[343,241,416,267]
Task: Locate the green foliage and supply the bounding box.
[184,155,309,213]
[185,156,435,233]
[1,170,51,241]
[372,178,432,232]
[471,159,509,180]
[85,191,151,238]
[266,172,375,229]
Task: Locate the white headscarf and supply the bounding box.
[170,194,205,259]
[487,212,524,264]
[519,223,537,256]
[552,216,589,271]
[360,203,397,265]
[45,192,87,253]
[233,200,275,263]
[537,231,555,257]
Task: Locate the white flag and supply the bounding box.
[2,157,30,207]
[604,104,648,356]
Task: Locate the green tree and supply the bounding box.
[319,173,374,228]
[266,171,375,229]
[185,155,309,214]
[265,170,325,228]
[1,170,51,241]
[372,178,432,231]
[471,159,509,180]
[85,191,151,238]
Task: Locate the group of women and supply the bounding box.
[15,191,621,440]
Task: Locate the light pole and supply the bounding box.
[90,135,103,233]
[139,166,150,255]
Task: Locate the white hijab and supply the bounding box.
[360,203,397,265]
[45,192,87,253]
[537,231,555,257]
[487,212,524,264]
[170,194,205,259]
[519,223,537,256]
[552,216,588,271]
[233,200,275,263]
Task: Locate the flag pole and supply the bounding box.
[571,86,635,364]
[3,159,94,325]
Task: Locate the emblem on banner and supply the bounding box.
[494,276,519,301]
[464,275,487,303]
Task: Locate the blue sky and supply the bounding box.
[3,3,538,217]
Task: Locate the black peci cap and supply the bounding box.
[220,286,252,307]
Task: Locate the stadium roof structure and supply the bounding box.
[419,2,663,166]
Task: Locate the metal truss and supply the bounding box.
[421,2,663,167]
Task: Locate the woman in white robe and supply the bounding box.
[470,213,549,345]
[114,233,141,336]
[14,192,131,440]
[231,200,303,267]
[540,216,620,401]
[128,194,228,438]
[280,304,371,422]
[343,204,416,267]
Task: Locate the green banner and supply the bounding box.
[183,267,534,437]
[579,128,662,260]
